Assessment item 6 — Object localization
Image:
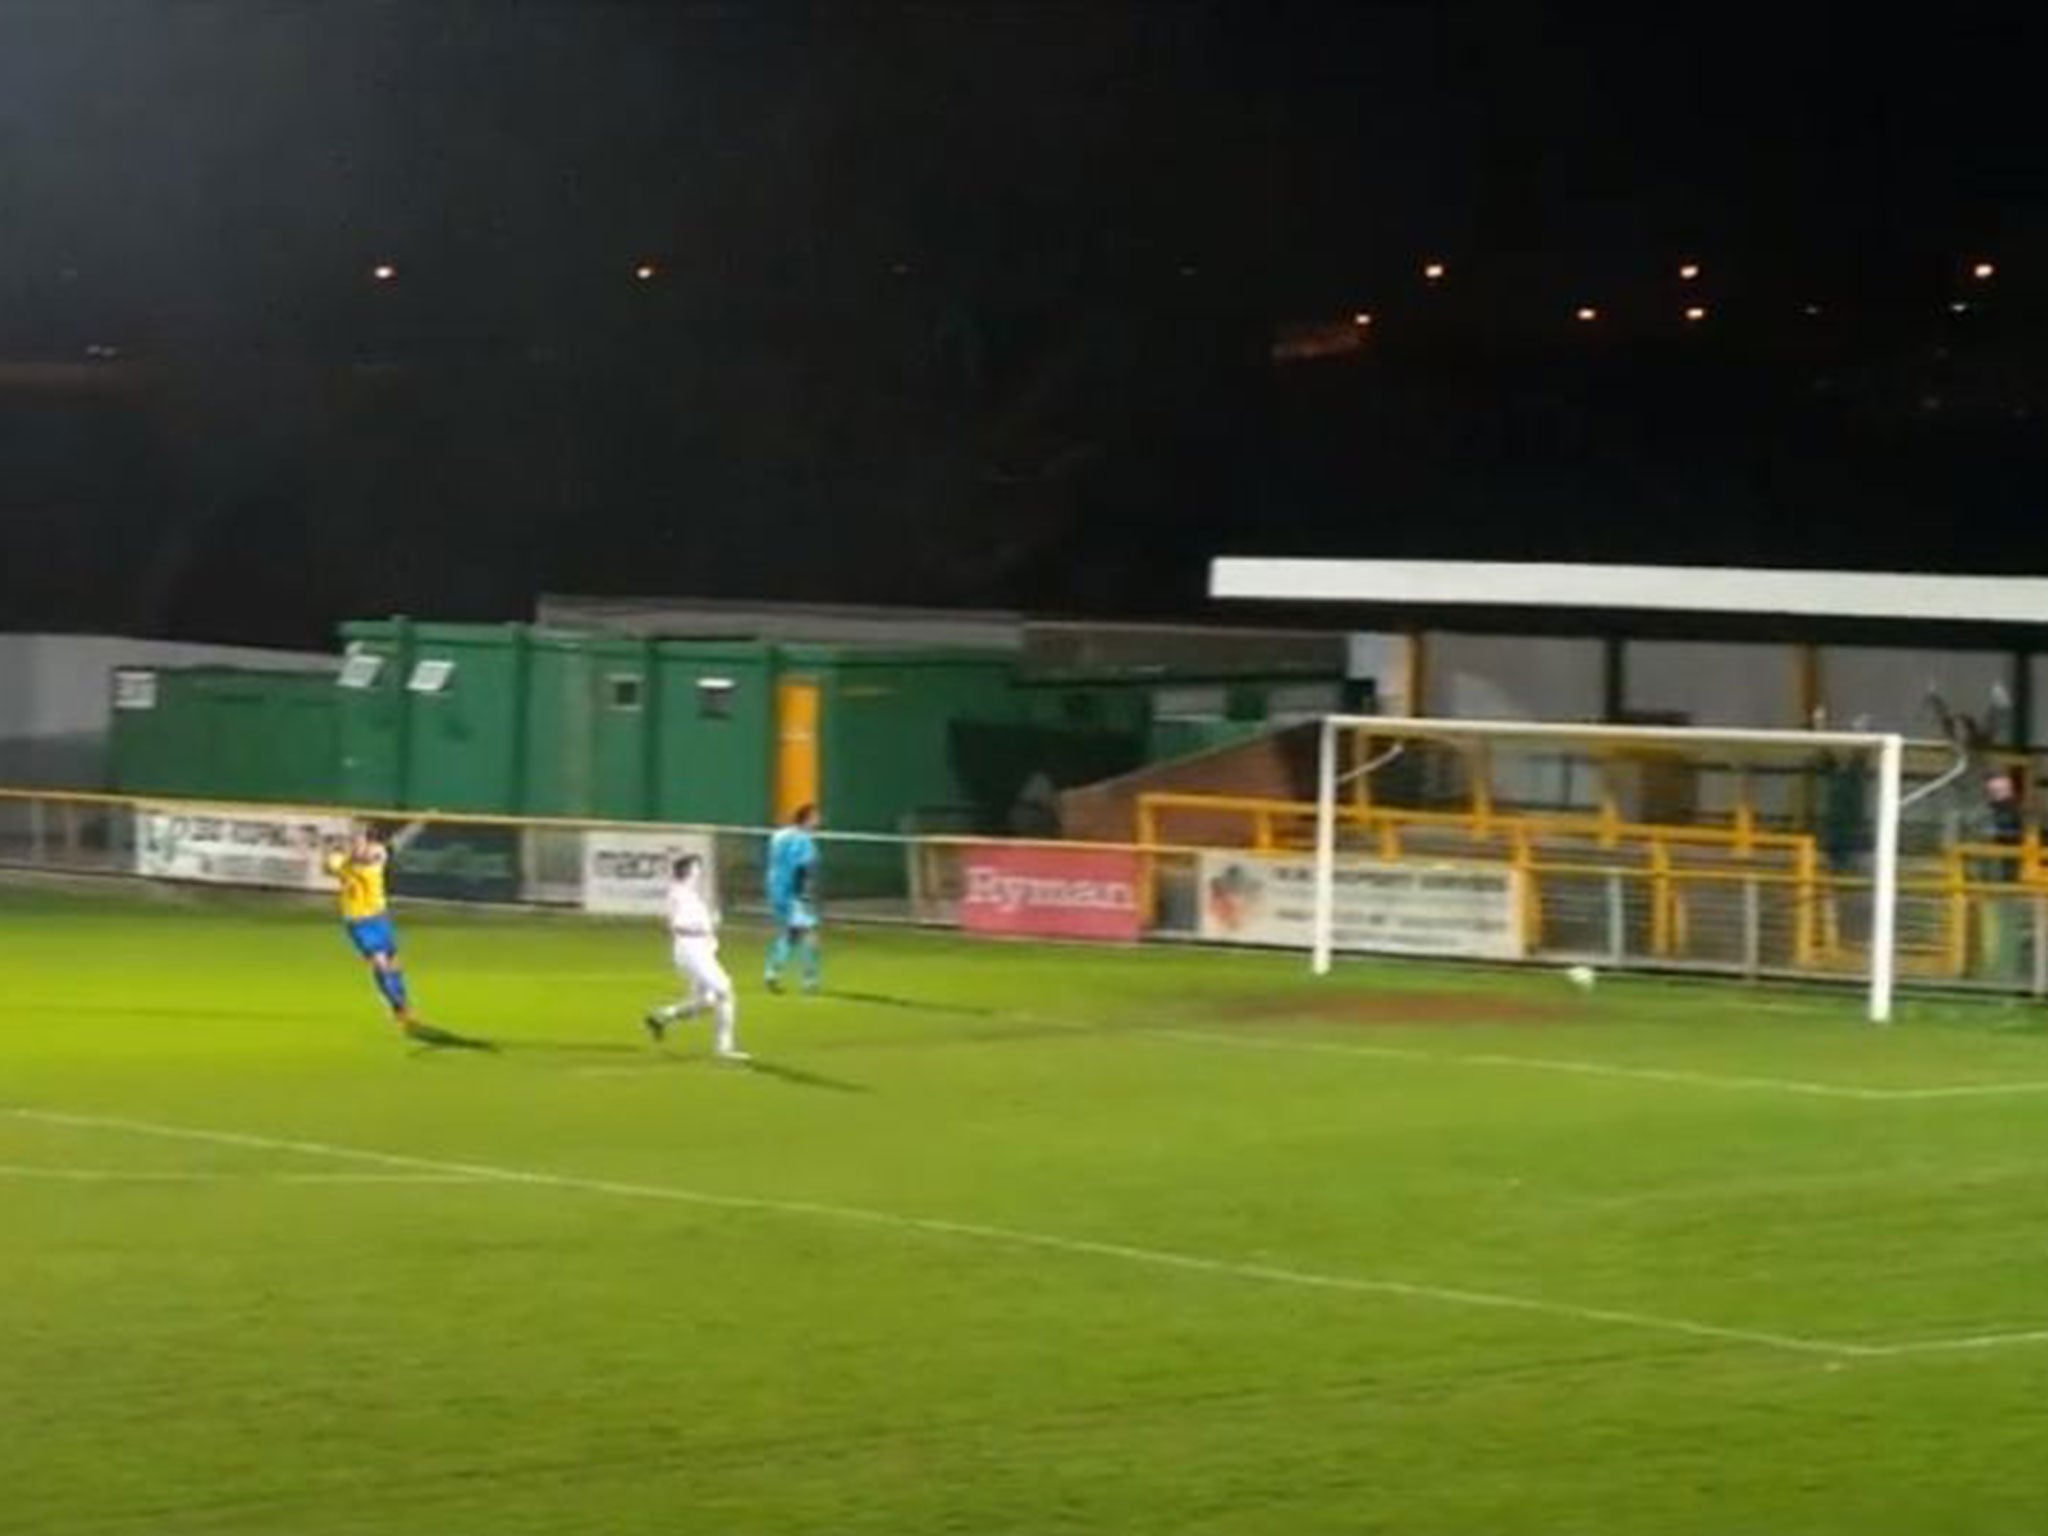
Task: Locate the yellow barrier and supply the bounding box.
[1139,786,1819,955]
[1137,790,1815,858]
[1136,787,2048,983]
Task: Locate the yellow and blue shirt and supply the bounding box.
[325,843,407,992]
[325,847,389,921]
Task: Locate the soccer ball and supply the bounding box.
[1565,964,1597,991]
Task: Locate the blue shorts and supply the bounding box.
[344,915,399,959]
[771,897,818,933]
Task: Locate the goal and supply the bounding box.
[1300,716,1911,1021]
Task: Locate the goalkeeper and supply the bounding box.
[763,804,822,993]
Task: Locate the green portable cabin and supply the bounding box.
[327,617,1338,829]
[110,666,339,804]
[647,641,778,828]
[336,619,525,814]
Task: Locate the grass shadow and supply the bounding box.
[740,1057,872,1094]
[406,1022,500,1053]
[814,989,1000,1020]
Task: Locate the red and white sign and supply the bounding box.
[959,844,1143,943]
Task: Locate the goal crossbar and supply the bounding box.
[1309,715,1906,1022]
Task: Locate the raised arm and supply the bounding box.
[1925,684,1960,743]
[1985,681,2014,749]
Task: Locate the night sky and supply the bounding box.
[2,1,2045,649]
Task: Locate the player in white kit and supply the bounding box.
[643,853,748,1061]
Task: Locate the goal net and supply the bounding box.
[1290,716,1919,1021]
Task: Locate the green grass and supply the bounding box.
[7,885,2048,1535]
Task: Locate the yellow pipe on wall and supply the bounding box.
[1945,850,1970,979]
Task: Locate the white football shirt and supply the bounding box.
[666,880,717,942]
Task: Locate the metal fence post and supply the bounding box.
[1743,876,1761,980]
[2034,894,2046,1001]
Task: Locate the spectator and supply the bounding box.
[1930,682,2029,979]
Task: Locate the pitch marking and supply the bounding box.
[1859,1326,2048,1356]
[0,1162,487,1185]
[1146,1028,2048,1103]
[13,1105,2039,1361]
[1879,1080,2048,1101]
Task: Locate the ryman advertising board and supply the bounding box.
[958,844,1143,943]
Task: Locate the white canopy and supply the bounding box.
[1210,559,2048,626]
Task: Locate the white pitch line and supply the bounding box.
[18,1106,2043,1360]
[1878,1080,2048,1101]
[1147,1028,1892,1100]
[1146,1028,2048,1104]
[272,1172,492,1183]
[1554,1162,2037,1214]
[1861,1327,2048,1357]
[4,1106,1852,1360]
[0,1162,487,1185]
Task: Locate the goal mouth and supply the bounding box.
[1277,716,1921,1021]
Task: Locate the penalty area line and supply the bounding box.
[0,1105,1885,1362]
[1145,1028,2048,1103]
[1857,1326,2048,1357]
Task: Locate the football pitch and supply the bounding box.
[7,886,2048,1535]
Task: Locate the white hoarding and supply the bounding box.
[581,830,716,916]
[1197,851,1524,961]
[134,805,352,891]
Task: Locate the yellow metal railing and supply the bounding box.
[1136,788,2046,980]
[1942,836,2047,978]
[1506,858,1991,979]
[1137,790,1815,858]
[1138,789,1825,965]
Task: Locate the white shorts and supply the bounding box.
[672,938,732,1000]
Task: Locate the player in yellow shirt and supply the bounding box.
[323,821,426,1035]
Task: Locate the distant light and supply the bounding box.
[633,262,658,282]
[1684,305,1707,322]
[1423,261,1446,282]
[1679,262,1701,282]
[1803,303,1823,317]
[1352,311,1373,327]
[371,264,397,283]
[1972,260,1996,281]
[1575,306,1598,322]
[1178,264,1199,279]
[1950,300,1970,314]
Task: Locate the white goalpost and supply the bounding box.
[1308,716,1907,1023]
